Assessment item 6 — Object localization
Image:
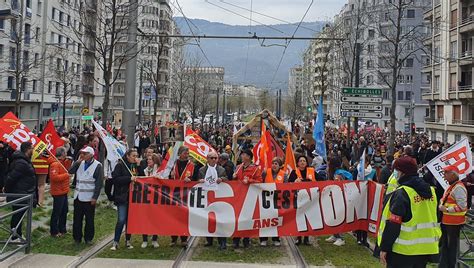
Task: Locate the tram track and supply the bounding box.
[285,237,308,268]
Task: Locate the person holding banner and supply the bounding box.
[139,153,160,249]
[289,155,315,246]
[260,157,287,247]
[198,151,228,250]
[5,142,36,240]
[110,148,139,250]
[232,149,262,248]
[169,146,197,246]
[378,156,440,267]
[69,146,103,245]
[438,166,468,268]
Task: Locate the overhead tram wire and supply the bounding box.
[135,34,338,41]
[219,0,320,34]
[205,0,287,35]
[243,0,253,81]
[174,0,214,67]
[269,0,314,87]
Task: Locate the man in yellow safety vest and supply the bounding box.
[378,156,441,267]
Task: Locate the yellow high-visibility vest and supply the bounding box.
[385,172,399,195]
[377,185,441,255]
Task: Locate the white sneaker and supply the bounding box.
[110,242,118,251]
[274,241,281,246]
[126,241,134,249]
[325,235,337,243]
[141,242,148,248]
[333,238,345,246]
[260,241,267,246]
[152,241,159,248]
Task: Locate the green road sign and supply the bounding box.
[82,115,93,120]
[342,87,382,96]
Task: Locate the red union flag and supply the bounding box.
[0,112,48,160]
[39,120,64,153]
[127,179,385,237]
[184,127,216,165]
[426,138,473,189]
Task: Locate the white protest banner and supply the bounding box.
[426,138,472,189]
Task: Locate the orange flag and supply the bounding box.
[284,134,296,174]
[254,121,272,170]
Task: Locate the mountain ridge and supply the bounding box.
[174,17,326,91]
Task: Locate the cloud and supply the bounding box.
[175,0,347,25]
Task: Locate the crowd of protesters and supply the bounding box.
[0,120,473,267]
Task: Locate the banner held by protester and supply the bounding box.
[128,179,384,237]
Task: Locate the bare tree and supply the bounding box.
[47,46,82,126]
[170,53,188,123]
[76,0,143,127]
[287,90,303,122]
[184,56,203,129]
[198,80,212,127]
[370,0,427,153]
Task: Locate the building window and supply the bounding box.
[406,9,415,18]
[48,81,52,93]
[404,58,414,67]
[425,108,430,117]
[405,91,412,100]
[398,91,404,100]
[455,134,461,142]
[55,82,60,94]
[437,105,444,119]
[0,19,4,29]
[453,105,461,122]
[0,44,3,58]
[9,47,16,70]
[8,76,14,89]
[368,29,375,39]
[384,107,390,116]
[32,80,37,92]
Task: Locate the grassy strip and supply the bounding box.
[97,235,183,260]
[299,235,382,267]
[31,202,116,256]
[192,238,290,264]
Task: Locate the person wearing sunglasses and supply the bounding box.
[197,151,228,250]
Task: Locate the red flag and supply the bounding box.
[284,135,296,174]
[184,127,216,164]
[39,120,64,153]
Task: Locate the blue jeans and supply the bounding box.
[114,204,131,243]
[50,194,68,235]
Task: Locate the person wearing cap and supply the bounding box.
[232,149,262,248]
[224,145,235,162]
[68,146,103,244]
[378,156,441,267]
[438,165,468,268]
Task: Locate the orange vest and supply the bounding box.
[441,180,467,225]
[296,167,316,182]
[173,161,195,180]
[265,168,285,183]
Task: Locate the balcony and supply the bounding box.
[460,15,474,33]
[82,65,94,73]
[448,85,474,99]
[459,50,473,65]
[452,119,474,126]
[82,85,94,95]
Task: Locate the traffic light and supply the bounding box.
[307,106,312,112]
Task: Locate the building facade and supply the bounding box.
[422,0,474,143]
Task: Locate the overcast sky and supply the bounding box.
[175,0,348,25]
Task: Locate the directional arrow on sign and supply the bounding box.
[341,96,383,103]
[340,111,383,119]
[340,104,383,111]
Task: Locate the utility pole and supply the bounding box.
[123,0,138,147]
[215,86,220,126]
[354,42,361,134]
[222,88,226,124]
[138,66,143,126]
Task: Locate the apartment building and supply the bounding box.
[0,0,84,129]
[422,0,474,142]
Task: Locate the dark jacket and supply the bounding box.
[111,159,137,205]
[221,160,235,181]
[379,165,392,185]
[379,174,435,253]
[5,151,36,195]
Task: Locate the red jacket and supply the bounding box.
[235,163,262,183]
[49,158,72,196]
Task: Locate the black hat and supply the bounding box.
[241,149,253,159]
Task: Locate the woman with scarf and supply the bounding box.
[289,155,315,245]
[110,148,139,250]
